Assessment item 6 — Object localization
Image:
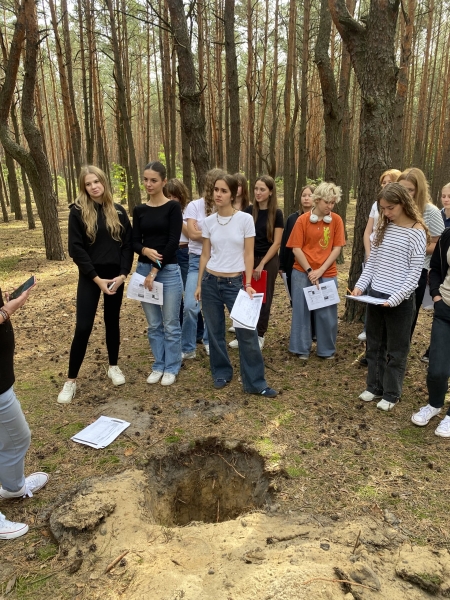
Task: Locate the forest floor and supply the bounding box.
[1,198,450,600]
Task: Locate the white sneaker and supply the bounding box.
[377,399,396,411]
[204,343,210,356]
[0,514,28,540]
[57,381,76,404]
[358,331,367,341]
[0,472,49,500]
[229,339,239,348]
[411,405,441,426]
[228,326,236,333]
[435,415,450,438]
[161,373,176,386]
[258,336,265,350]
[182,350,196,360]
[147,371,163,384]
[359,390,382,402]
[108,366,125,386]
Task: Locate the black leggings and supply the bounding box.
[410,268,428,339]
[68,266,124,378]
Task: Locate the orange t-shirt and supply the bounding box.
[286,211,346,278]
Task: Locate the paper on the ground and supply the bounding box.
[127,271,163,305]
[303,280,340,311]
[281,273,291,301]
[345,294,387,305]
[71,416,130,449]
[230,290,264,329]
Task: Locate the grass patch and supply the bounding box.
[99,455,120,465]
[0,255,20,277]
[397,427,427,445]
[417,573,443,586]
[165,435,181,443]
[36,543,58,561]
[356,485,380,500]
[286,466,308,478]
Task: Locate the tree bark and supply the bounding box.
[4,151,22,220]
[297,0,311,191]
[224,0,240,173]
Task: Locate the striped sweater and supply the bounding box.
[355,223,426,307]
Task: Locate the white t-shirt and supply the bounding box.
[184,198,207,255]
[369,201,379,242]
[202,211,255,273]
[423,203,444,269]
[180,206,189,243]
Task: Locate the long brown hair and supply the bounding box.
[164,178,190,210]
[75,165,123,243]
[233,173,250,210]
[374,183,430,247]
[203,168,226,216]
[397,167,431,216]
[252,175,278,243]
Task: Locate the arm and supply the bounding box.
[187,218,203,242]
[132,207,163,265]
[194,238,211,301]
[429,236,442,300]
[254,228,283,279]
[0,286,34,324]
[182,222,189,239]
[159,202,183,267]
[68,209,97,279]
[354,244,378,294]
[387,231,427,307]
[244,236,256,298]
[363,217,375,259]
[426,235,440,255]
[307,246,342,286]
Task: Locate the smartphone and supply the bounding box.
[9,275,36,300]
[107,281,116,291]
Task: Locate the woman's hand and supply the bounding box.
[433,295,443,302]
[194,285,201,302]
[143,247,163,263]
[108,275,126,292]
[351,287,363,296]
[144,273,156,291]
[246,285,256,299]
[95,278,116,295]
[253,263,264,281]
[4,286,35,316]
[382,302,390,307]
[308,268,323,287]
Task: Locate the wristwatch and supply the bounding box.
[306,267,312,273]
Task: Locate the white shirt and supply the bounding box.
[184,198,207,255]
[180,206,189,243]
[423,204,444,269]
[202,211,255,273]
[369,201,379,242]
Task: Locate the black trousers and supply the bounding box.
[255,253,279,338]
[410,267,428,339]
[68,266,124,378]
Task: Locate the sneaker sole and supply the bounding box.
[57,394,75,404]
[359,393,382,402]
[411,411,441,427]
[435,429,450,438]
[108,375,126,386]
[25,472,49,495]
[0,524,29,539]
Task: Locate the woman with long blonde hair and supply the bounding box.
[57,166,133,404]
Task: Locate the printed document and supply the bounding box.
[304,280,340,311]
[230,290,264,329]
[345,294,387,305]
[71,416,130,449]
[127,271,163,305]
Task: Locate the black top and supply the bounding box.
[0,289,15,394]
[132,201,183,268]
[244,207,284,255]
[68,203,133,279]
[279,211,301,273]
[429,228,450,298]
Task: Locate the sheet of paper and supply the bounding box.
[281,273,291,301]
[232,319,254,330]
[303,280,340,311]
[230,290,264,329]
[126,271,163,305]
[71,416,130,449]
[422,285,434,310]
[345,294,387,305]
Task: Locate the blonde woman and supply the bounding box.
[57,166,133,403]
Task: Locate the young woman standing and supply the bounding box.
[353,183,427,411]
[232,173,251,211]
[287,182,345,360]
[133,162,183,386]
[58,166,133,403]
[195,174,277,397]
[229,175,283,349]
[440,183,450,229]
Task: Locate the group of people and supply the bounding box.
[2,161,450,540]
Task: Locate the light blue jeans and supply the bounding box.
[136,262,183,375]
[289,270,338,358]
[181,253,209,353]
[0,386,31,493]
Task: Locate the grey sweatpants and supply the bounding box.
[0,386,31,492]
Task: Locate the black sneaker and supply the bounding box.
[213,379,229,389]
[358,357,368,366]
[258,387,278,398]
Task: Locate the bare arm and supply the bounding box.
[363,217,375,259]
[426,235,439,255]
[187,218,203,242]
[182,222,189,239]
[308,246,343,286]
[194,238,211,301]
[244,236,256,298]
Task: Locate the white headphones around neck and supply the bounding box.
[310,209,332,224]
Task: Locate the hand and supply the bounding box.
[4,285,35,316]
[246,286,256,299]
[382,302,390,307]
[143,248,163,263]
[278,270,284,277]
[108,275,126,291]
[194,286,201,301]
[433,295,443,302]
[253,264,264,281]
[96,278,116,295]
[308,269,322,287]
[351,287,363,296]
[144,273,156,291]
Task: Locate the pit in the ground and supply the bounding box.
[145,438,273,526]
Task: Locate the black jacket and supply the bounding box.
[0,289,15,394]
[429,227,450,298]
[279,211,301,273]
[68,203,133,279]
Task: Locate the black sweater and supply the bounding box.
[279,211,301,273]
[429,227,450,298]
[132,201,183,268]
[0,289,15,394]
[68,203,133,279]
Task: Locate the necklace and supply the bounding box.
[216,209,236,226]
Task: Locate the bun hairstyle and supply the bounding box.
[374,182,430,247]
[164,178,190,210]
[204,168,226,216]
[76,165,123,243]
[252,175,278,243]
[144,161,167,180]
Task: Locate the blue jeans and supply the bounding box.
[136,262,183,375]
[366,294,415,404]
[427,299,450,415]
[177,247,204,339]
[201,272,268,393]
[289,270,338,357]
[181,253,209,353]
[0,386,31,492]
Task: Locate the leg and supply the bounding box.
[427,300,450,409]
[256,253,279,338]
[0,387,31,493]
[103,282,124,366]
[314,276,338,357]
[289,270,312,356]
[177,247,189,327]
[181,254,202,354]
[365,304,387,396]
[158,264,183,375]
[68,273,101,378]
[201,273,233,383]
[410,268,428,338]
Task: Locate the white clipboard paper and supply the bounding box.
[127,271,163,305]
[71,416,130,449]
[303,280,340,311]
[230,290,264,329]
[345,294,387,306]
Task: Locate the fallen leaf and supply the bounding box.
[5,575,16,595]
[124,447,134,456]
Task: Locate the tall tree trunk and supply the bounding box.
[78,0,93,164]
[245,0,256,185]
[283,0,297,216]
[297,0,311,191]
[4,152,22,220]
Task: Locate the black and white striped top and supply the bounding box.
[356,224,426,307]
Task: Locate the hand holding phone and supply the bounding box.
[9,275,36,300]
[107,281,117,291]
